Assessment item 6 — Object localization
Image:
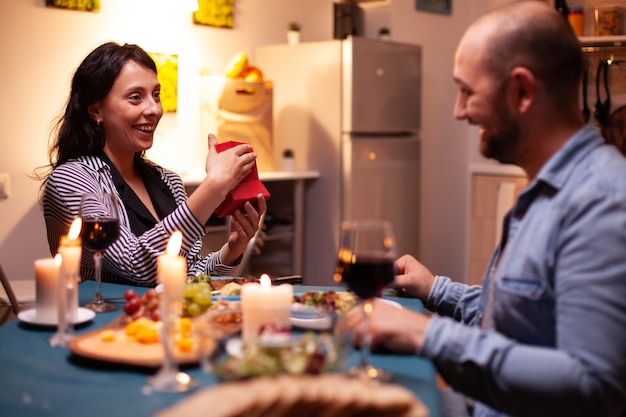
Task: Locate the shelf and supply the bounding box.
[181,170,320,187]
[580,35,626,49]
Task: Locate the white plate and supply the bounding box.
[379,298,402,309]
[289,315,333,330]
[17,307,96,327]
[289,298,402,330]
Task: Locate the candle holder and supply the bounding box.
[49,270,78,347]
[144,293,198,393]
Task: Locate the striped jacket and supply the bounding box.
[43,155,236,287]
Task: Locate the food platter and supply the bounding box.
[67,316,201,367]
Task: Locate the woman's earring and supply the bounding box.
[96,119,102,126]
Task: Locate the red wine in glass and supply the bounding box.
[79,193,120,313]
[81,219,120,251]
[336,219,397,381]
[337,252,395,299]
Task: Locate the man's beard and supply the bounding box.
[480,103,522,165]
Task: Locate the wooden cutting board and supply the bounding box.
[67,316,200,368]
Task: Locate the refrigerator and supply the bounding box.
[255,37,422,285]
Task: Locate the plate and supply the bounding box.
[289,315,333,330]
[289,298,402,330]
[17,307,95,327]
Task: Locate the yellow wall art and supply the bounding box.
[45,0,100,12]
[149,52,178,113]
[194,0,235,29]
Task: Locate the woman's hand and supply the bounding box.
[220,193,267,266]
[205,133,257,194]
[186,134,259,226]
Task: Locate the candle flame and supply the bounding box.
[69,217,82,239]
[260,274,271,289]
[166,231,183,255]
[54,253,62,266]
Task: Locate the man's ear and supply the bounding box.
[509,67,535,113]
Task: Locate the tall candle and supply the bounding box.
[58,217,82,275]
[35,256,61,322]
[157,231,186,315]
[58,217,82,322]
[241,274,294,342]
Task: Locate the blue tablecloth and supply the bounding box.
[0,281,443,417]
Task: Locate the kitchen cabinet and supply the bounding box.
[468,170,527,287]
[579,35,626,153]
[184,171,319,278]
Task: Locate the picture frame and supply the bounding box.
[148,53,178,113]
[194,0,235,29]
[415,0,452,15]
[45,0,100,12]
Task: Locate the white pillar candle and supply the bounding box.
[241,274,294,343]
[57,217,82,322]
[35,256,61,322]
[157,231,186,316]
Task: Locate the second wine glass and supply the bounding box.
[79,193,120,312]
[335,219,397,381]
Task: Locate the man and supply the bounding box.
[349,2,626,417]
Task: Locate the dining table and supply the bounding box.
[0,280,444,417]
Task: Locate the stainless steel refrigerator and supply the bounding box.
[255,37,422,285]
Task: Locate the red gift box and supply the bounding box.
[214,141,271,217]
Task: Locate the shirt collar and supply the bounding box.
[534,125,604,191]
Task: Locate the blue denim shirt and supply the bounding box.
[420,126,626,417]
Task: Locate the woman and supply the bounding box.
[40,42,266,286]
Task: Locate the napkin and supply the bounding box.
[214,141,271,218]
[155,374,428,417]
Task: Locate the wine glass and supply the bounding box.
[335,219,397,381]
[79,193,120,312]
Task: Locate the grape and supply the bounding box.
[148,309,160,322]
[184,283,200,299]
[186,303,201,317]
[123,281,215,320]
[193,289,213,307]
[124,289,138,301]
[123,297,141,315]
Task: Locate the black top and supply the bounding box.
[99,153,178,236]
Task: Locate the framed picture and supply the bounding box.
[149,53,178,113]
[194,0,235,29]
[45,0,100,12]
[415,0,452,15]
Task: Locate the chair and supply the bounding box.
[0,264,20,324]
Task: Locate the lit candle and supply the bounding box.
[58,217,82,275]
[241,274,294,342]
[58,217,82,321]
[35,255,61,322]
[157,231,186,315]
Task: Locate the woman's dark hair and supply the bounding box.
[38,42,157,182]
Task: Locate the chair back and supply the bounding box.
[0,264,20,316]
[235,211,266,277]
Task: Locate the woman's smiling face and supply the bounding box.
[93,60,163,155]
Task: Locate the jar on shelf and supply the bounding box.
[567,6,584,37]
[594,6,624,36]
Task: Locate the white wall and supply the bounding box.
[0,0,335,281]
[0,0,502,284]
